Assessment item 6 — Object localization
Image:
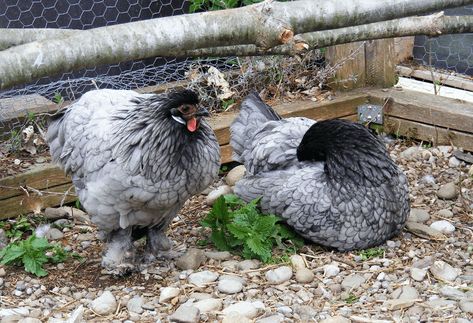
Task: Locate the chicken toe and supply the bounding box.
[143,227,182,263]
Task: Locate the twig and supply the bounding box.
[330,255,358,268]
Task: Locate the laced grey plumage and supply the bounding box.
[230,92,409,251]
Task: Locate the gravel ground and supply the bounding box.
[0,140,472,323]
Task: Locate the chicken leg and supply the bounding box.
[101,227,136,276]
[142,214,183,263]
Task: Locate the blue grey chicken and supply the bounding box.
[230,92,409,251]
[47,89,220,274]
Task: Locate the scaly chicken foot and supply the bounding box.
[142,226,181,263]
[101,227,137,276]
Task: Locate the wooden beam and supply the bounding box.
[326,39,396,91]
[393,37,414,64]
[384,117,473,151]
[395,77,473,103]
[368,88,473,133]
[397,65,473,92]
[0,183,76,219]
[209,92,368,145]
[365,39,396,87]
[0,164,69,201]
[326,41,366,90]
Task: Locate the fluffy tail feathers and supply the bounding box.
[230,92,281,162]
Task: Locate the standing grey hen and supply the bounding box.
[47,89,220,274]
[230,92,409,251]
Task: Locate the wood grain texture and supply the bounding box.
[0,183,76,219]
[365,38,396,87]
[385,117,473,151]
[326,42,366,90]
[368,88,473,133]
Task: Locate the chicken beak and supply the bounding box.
[172,115,186,125]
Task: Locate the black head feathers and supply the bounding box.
[166,89,199,110]
[297,119,397,185]
[297,119,380,162]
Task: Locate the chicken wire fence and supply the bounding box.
[397,4,473,100]
[1,1,472,153]
[0,0,336,153]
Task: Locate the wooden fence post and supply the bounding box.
[326,38,397,91]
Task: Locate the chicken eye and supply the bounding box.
[181,105,190,113]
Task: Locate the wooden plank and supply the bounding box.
[384,117,473,151]
[326,42,366,90]
[394,37,414,64]
[0,164,70,201]
[365,39,396,87]
[0,183,76,219]
[397,65,473,92]
[395,77,473,103]
[0,94,56,121]
[209,93,368,145]
[368,88,473,133]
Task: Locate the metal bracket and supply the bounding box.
[357,104,383,124]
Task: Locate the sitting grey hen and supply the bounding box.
[47,89,220,274]
[230,92,409,251]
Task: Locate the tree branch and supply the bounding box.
[0,29,77,51]
[183,14,473,57]
[0,0,472,89]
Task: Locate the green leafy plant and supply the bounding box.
[53,92,64,105]
[26,111,37,123]
[0,235,71,277]
[8,129,22,151]
[0,216,33,241]
[219,165,229,175]
[201,195,303,262]
[358,247,385,261]
[345,293,359,304]
[221,98,235,111]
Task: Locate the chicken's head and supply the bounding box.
[168,90,209,133]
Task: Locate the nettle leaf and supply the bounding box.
[254,215,279,237]
[211,230,230,251]
[213,196,231,225]
[30,236,50,250]
[23,254,48,277]
[224,194,245,207]
[0,245,26,265]
[246,237,271,262]
[202,194,302,263]
[227,223,252,240]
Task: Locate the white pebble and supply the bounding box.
[448,156,461,167]
[430,220,455,234]
[222,301,258,319]
[323,264,340,278]
[265,266,293,284]
[206,186,233,205]
[218,279,243,294]
[192,298,222,313]
[188,271,219,287]
[290,255,306,270]
[91,291,117,315]
[410,267,427,281]
[295,268,315,283]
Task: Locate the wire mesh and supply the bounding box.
[412,5,473,76]
[1,2,472,157]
